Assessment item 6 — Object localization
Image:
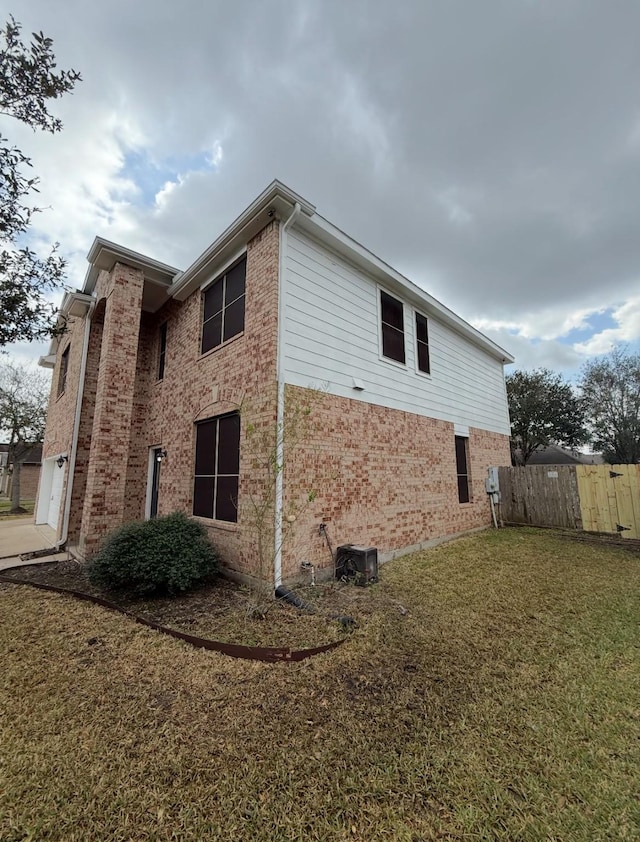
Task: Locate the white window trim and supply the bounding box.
[144,445,161,519]
[376,283,407,370]
[199,247,247,292]
[412,306,433,380]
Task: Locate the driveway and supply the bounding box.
[0,517,62,569]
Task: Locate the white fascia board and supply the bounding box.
[82,237,179,295]
[296,213,515,365]
[65,291,94,318]
[41,291,95,360]
[170,180,316,301]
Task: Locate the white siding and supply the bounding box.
[282,229,511,435]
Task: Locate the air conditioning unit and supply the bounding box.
[335,544,378,586]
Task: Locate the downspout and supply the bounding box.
[56,301,94,551]
[274,201,301,590]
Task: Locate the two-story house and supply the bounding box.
[37,180,513,588]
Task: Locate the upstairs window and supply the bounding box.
[455,436,470,503]
[157,322,167,380]
[193,413,240,523]
[380,290,405,364]
[201,256,246,354]
[415,312,430,374]
[58,345,70,396]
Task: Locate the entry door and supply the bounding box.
[150,448,162,518]
[47,461,65,529]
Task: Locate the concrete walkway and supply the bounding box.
[0,518,66,570]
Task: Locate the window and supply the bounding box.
[380,290,405,363]
[415,312,430,374]
[157,322,167,380]
[193,413,240,522]
[201,257,246,354]
[58,345,70,396]
[455,436,470,503]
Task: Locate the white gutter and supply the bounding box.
[56,301,94,551]
[274,202,301,589]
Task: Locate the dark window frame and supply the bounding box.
[415,311,431,375]
[157,322,167,381]
[201,256,247,355]
[380,289,406,364]
[58,345,70,396]
[455,435,471,504]
[193,412,240,523]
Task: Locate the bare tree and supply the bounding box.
[580,348,640,464]
[0,362,49,511]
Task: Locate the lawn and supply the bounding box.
[0,497,34,516]
[1,528,638,841]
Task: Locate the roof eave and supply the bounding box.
[83,237,179,295]
[170,179,316,301]
[39,291,96,363]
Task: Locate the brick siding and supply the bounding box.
[280,385,511,581]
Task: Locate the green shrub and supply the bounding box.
[87,512,219,597]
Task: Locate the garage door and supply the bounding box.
[47,461,65,530]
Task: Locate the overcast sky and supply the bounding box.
[5,0,640,378]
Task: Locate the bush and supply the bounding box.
[87,512,219,598]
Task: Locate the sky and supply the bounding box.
[4,0,640,380]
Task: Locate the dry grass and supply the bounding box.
[1,527,639,841]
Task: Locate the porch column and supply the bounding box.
[79,263,144,555]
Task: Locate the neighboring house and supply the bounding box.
[518,445,605,466]
[0,443,43,500]
[37,180,514,587]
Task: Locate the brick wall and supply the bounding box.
[127,220,281,579]
[41,307,89,535]
[79,264,145,554]
[4,464,40,501]
[280,385,511,581]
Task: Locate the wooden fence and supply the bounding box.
[498,464,640,538]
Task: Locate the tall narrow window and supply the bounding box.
[157,322,167,380]
[380,290,405,364]
[415,312,430,374]
[193,413,240,522]
[201,256,246,354]
[58,345,70,396]
[455,436,470,503]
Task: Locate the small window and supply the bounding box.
[58,345,70,396]
[380,290,405,364]
[415,312,430,374]
[193,413,240,522]
[157,322,167,380]
[201,257,246,354]
[455,436,470,503]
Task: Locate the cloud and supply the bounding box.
[5,1,640,376]
[574,297,640,355]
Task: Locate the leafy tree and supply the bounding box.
[0,362,49,511]
[0,15,81,346]
[580,348,640,464]
[506,368,587,465]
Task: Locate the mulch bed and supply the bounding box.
[0,558,382,650]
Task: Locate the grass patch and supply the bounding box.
[0,497,34,516]
[1,527,639,840]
